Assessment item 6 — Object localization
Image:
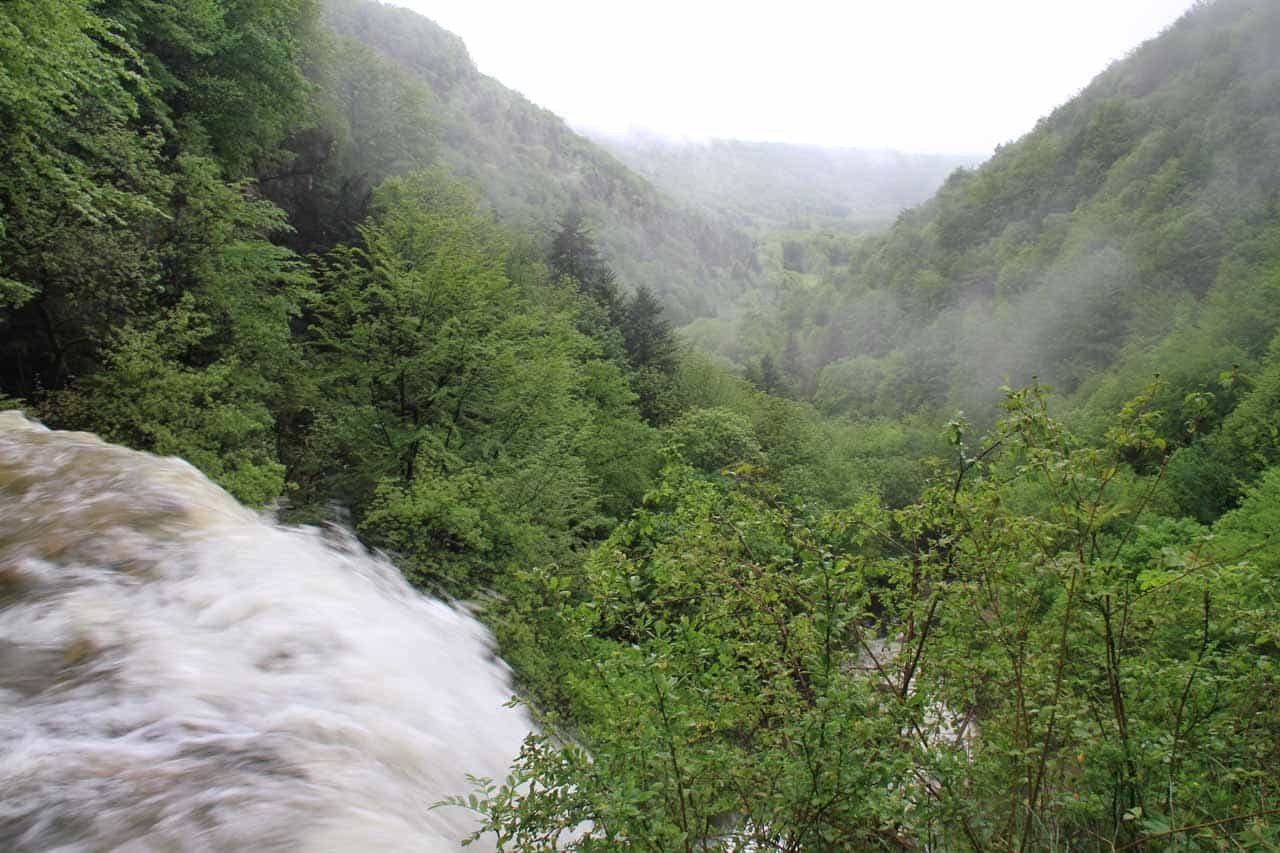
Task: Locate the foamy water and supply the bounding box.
[0,411,529,851]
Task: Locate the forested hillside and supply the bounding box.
[691,0,1280,517]
[3,0,1280,849]
[600,134,973,231]
[313,0,761,322]
[0,0,928,589]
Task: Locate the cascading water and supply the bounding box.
[0,411,529,851]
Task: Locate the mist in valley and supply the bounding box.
[6,0,1280,849]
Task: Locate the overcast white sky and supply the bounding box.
[389,0,1194,155]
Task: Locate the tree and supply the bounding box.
[619,285,678,423]
[97,0,318,176]
[666,406,761,472]
[750,352,786,396]
[454,383,1280,850]
[621,285,676,374]
[0,0,169,395]
[44,154,308,506]
[260,31,438,253]
[549,207,622,321]
[297,171,655,590]
[0,0,317,425]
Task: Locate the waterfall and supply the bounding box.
[0,411,528,851]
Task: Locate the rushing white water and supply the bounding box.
[0,411,530,851]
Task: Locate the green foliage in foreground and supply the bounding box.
[4,2,1279,850]
[293,171,662,587]
[455,384,1280,850]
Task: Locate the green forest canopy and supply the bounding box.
[2,0,1279,848]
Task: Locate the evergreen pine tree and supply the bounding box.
[549,207,623,319]
[621,285,676,374]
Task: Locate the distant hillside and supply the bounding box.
[598,135,974,231]
[694,0,1280,426]
[319,0,760,322]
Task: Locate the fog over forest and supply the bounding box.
[3,0,1280,849]
[394,0,1193,154]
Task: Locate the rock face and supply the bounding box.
[0,411,528,851]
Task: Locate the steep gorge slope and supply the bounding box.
[319,0,760,322]
[713,0,1280,427]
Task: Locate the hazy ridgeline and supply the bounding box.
[598,134,974,231]
[688,0,1280,446]
[312,0,764,324]
[3,0,1280,848]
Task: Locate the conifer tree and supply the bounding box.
[549,207,622,318]
[621,285,676,374]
